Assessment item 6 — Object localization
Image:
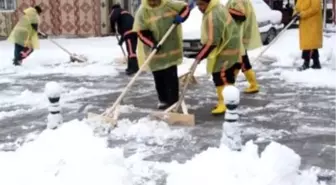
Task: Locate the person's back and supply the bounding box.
[110,4,139,75]
[195,0,241,115]
[226,0,261,94]
[133,0,191,109]
[294,0,322,70]
[7,6,42,66]
[199,3,240,72]
[109,4,134,35]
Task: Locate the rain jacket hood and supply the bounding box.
[141,0,168,9]
[205,0,220,14]
[8,7,40,49]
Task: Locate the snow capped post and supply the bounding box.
[220,85,242,151]
[45,81,63,129]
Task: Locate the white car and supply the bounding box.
[182,0,284,57]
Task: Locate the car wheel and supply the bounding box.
[265,28,276,45]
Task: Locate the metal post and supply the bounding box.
[220,85,242,151]
[45,82,63,130]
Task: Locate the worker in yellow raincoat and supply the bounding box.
[194,0,241,115]
[226,0,262,94]
[133,0,191,110]
[8,6,43,66]
[294,0,323,71]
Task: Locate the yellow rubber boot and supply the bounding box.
[244,69,259,94]
[211,85,227,115]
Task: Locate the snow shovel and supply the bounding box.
[252,16,298,63]
[87,24,178,127]
[179,70,198,86]
[39,32,88,63]
[48,38,88,63]
[151,60,198,126]
[114,26,127,64]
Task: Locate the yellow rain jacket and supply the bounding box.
[8,7,40,49]
[133,0,186,72]
[294,0,323,50]
[226,0,262,55]
[201,0,241,74]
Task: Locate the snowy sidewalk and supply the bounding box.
[0,29,335,184]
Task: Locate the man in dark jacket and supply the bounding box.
[110,4,139,75]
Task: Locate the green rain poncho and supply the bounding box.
[226,0,262,54]
[201,0,241,73]
[8,7,40,49]
[133,0,187,72]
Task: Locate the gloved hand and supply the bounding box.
[173,15,184,24]
[188,2,195,9]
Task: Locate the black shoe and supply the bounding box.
[297,60,310,71]
[157,102,170,110]
[125,68,138,76]
[311,60,321,69]
[13,59,22,66]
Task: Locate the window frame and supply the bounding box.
[0,0,17,13]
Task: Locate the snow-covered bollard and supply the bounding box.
[45,82,63,129]
[220,85,242,151]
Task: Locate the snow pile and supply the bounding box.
[45,81,62,98]
[111,117,189,145]
[0,119,324,185]
[279,68,336,88]
[0,120,133,185]
[166,141,320,185]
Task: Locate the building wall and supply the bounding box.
[0,12,13,37]
[0,0,114,37]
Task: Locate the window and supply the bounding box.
[0,0,16,12]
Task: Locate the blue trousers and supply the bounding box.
[14,43,34,62]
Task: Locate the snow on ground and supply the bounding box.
[249,29,335,88]
[0,120,323,185]
[0,37,121,76]
[0,28,335,184]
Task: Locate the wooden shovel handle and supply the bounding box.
[115,25,127,57]
[252,17,297,63]
[103,24,178,116]
[172,60,198,112]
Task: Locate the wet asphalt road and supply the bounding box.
[0,62,335,182]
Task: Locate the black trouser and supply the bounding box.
[124,31,139,71]
[235,51,252,72]
[240,53,252,72]
[14,43,34,62]
[302,49,319,61]
[212,63,239,87]
[152,65,179,104]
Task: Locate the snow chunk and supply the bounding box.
[111,117,189,145]
[45,81,62,98]
[0,120,132,185]
[166,141,320,185]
